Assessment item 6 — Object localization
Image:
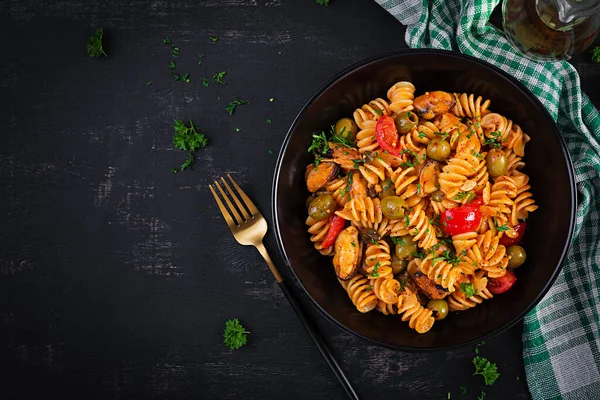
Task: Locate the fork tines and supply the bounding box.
[209,174,259,228]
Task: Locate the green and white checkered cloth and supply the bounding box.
[375,0,600,398]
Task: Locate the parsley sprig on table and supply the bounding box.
[591,46,600,63]
[460,282,476,298]
[223,318,250,350]
[315,0,330,4]
[172,120,208,173]
[473,356,500,385]
[87,29,107,58]
[226,98,250,115]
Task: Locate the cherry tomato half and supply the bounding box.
[321,214,346,248]
[441,204,482,236]
[499,222,526,246]
[469,196,484,207]
[488,270,517,294]
[375,115,402,156]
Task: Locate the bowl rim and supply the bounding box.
[271,48,576,351]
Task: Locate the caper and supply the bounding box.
[390,254,408,275]
[363,151,376,164]
[394,111,418,134]
[486,149,508,178]
[395,235,417,259]
[427,138,451,162]
[360,228,380,244]
[334,118,358,141]
[381,196,407,219]
[507,245,527,269]
[427,299,449,321]
[308,194,336,221]
[431,190,445,202]
[367,187,378,198]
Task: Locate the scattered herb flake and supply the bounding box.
[213,71,227,85]
[226,97,249,115]
[315,0,330,4]
[269,97,274,102]
[268,149,274,154]
[460,386,467,395]
[146,81,153,86]
[163,36,172,45]
[202,77,210,87]
[477,391,486,400]
[266,118,272,124]
[460,282,476,298]
[235,128,242,132]
[197,53,204,65]
[591,46,600,63]
[209,36,219,42]
[86,28,107,58]
[169,60,177,70]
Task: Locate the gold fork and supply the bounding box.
[209,174,359,400]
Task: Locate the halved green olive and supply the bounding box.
[334,118,358,141]
[431,190,445,202]
[381,196,407,219]
[486,149,508,178]
[395,235,417,259]
[427,138,451,162]
[427,299,449,320]
[391,254,408,275]
[379,179,395,198]
[308,194,336,221]
[507,245,526,269]
[395,111,419,134]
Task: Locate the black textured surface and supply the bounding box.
[1,1,598,399]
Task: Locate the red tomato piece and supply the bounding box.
[499,222,527,246]
[469,196,484,207]
[488,270,517,294]
[375,115,401,156]
[321,215,346,249]
[441,204,482,236]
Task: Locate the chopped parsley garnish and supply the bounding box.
[315,0,330,5]
[473,356,500,385]
[266,118,272,124]
[213,71,227,85]
[170,46,180,57]
[391,236,405,246]
[416,183,421,195]
[172,119,208,173]
[454,191,476,202]
[169,60,176,70]
[197,53,204,65]
[235,128,242,132]
[369,262,381,278]
[145,81,153,86]
[477,391,486,400]
[495,223,510,232]
[202,77,210,87]
[483,131,503,149]
[308,131,329,166]
[471,150,484,159]
[418,131,427,139]
[460,282,476,298]
[329,126,356,148]
[591,46,600,63]
[460,386,467,395]
[475,341,486,354]
[366,284,372,292]
[226,97,250,115]
[268,149,274,154]
[400,278,406,291]
[223,318,250,350]
[382,178,392,192]
[209,36,219,42]
[163,36,172,45]
[405,214,410,227]
[169,72,190,83]
[86,29,107,58]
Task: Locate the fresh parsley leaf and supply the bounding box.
[475,341,486,354]
[266,118,272,124]
[369,262,381,278]
[86,29,107,58]
[365,284,372,292]
[170,46,180,57]
[460,386,467,395]
[473,356,500,385]
[172,119,208,172]
[405,214,410,227]
[315,0,330,5]
[202,77,210,87]
[163,36,172,45]
[591,46,600,63]
[169,72,190,83]
[460,282,476,298]
[146,81,153,86]
[169,60,176,70]
[213,71,226,85]
[197,53,204,65]
[226,97,249,115]
[209,36,219,42]
[390,236,405,246]
[418,131,427,139]
[235,127,242,132]
[471,150,483,159]
[454,191,476,202]
[495,223,510,232]
[223,318,250,350]
[477,391,486,400]
[268,149,274,154]
[308,131,329,166]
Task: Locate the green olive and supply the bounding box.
[394,111,418,134]
[507,245,527,269]
[379,179,395,198]
[381,196,407,219]
[308,194,336,221]
[431,190,445,202]
[427,299,449,321]
[395,235,417,259]
[486,149,508,178]
[427,138,451,162]
[334,118,358,141]
[390,254,408,275]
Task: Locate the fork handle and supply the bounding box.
[278,279,360,400]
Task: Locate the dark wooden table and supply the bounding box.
[1,1,598,399]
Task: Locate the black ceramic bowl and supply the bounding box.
[272,50,575,350]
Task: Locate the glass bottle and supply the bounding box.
[503,0,600,61]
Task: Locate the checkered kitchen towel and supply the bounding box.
[375,0,600,398]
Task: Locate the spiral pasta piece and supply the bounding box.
[371,276,401,304]
[397,287,435,333]
[439,151,479,200]
[335,197,383,228]
[339,276,378,313]
[376,299,398,315]
[481,112,512,143]
[452,231,478,255]
[415,254,466,291]
[390,166,419,199]
[505,124,530,157]
[393,203,439,249]
[387,81,415,113]
[511,174,538,225]
[358,157,393,186]
[324,178,350,208]
[306,216,332,255]
[448,287,494,311]
[484,175,518,217]
[363,240,392,276]
[452,93,491,119]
